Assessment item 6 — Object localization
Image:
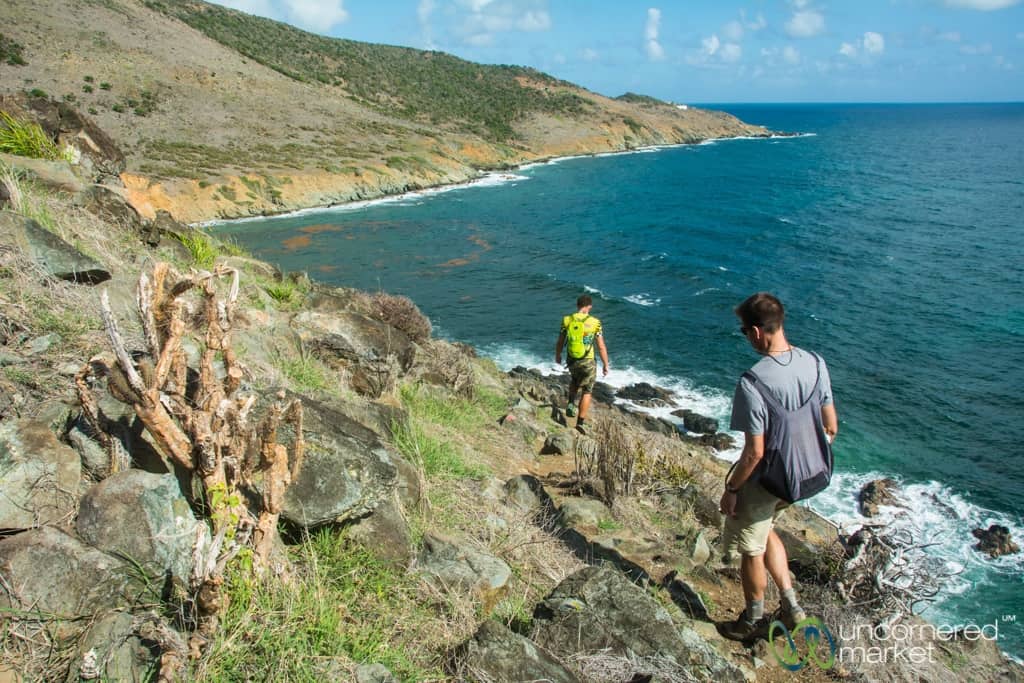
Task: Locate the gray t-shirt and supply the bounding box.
[730,347,833,436]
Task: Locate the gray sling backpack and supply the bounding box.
[742,352,833,503]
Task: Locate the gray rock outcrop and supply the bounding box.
[0,419,80,530]
[533,565,744,682]
[417,533,511,611]
[281,396,398,528]
[76,469,205,582]
[0,211,110,283]
[453,619,579,683]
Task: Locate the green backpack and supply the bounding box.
[564,314,592,360]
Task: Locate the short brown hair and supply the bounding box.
[735,292,785,332]
[577,294,593,309]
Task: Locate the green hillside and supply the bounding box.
[143,0,589,140]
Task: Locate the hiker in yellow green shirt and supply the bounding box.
[555,294,609,435]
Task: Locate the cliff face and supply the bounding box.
[0,0,767,223]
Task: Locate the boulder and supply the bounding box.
[452,619,579,683]
[661,570,712,621]
[23,98,125,175]
[76,469,206,582]
[972,524,1020,558]
[558,497,612,529]
[294,309,417,370]
[346,492,414,569]
[280,396,398,528]
[671,409,719,435]
[77,184,140,225]
[616,382,674,406]
[533,566,744,681]
[504,474,556,520]
[541,430,574,455]
[858,478,902,517]
[0,152,84,194]
[417,533,512,612]
[0,419,80,530]
[0,211,110,284]
[698,432,735,451]
[0,527,138,638]
[591,382,616,405]
[64,611,157,683]
[354,663,399,683]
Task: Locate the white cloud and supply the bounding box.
[960,42,993,54]
[418,0,437,47]
[1017,31,1024,39]
[785,10,825,38]
[645,8,665,61]
[937,31,962,42]
[723,20,744,42]
[863,31,885,55]
[743,10,767,31]
[284,0,349,31]
[721,43,742,62]
[791,0,812,8]
[944,0,1021,9]
[453,0,552,47]
[582,48,599,62]
[702,34,720,56]
[782,45,801,64]
[839,42,858,57]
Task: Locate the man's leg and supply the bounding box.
[578,391,593,420]
[765,529,805,624]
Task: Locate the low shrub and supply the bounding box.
[0,111,61,160]
[369,291,431,343]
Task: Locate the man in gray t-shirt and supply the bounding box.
[718,293,838,642]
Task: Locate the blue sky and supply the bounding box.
[213,0,1024,102]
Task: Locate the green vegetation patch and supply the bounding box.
[615,92,667,106]
[0,34,27,66]
[196,530,443,680]
[144,0,591,140]
[0,111,62,160]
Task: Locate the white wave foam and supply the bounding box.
[583,285,608,298]
[198,170,527,228]
[778,217,793,224]
[641,252,668,262]
[810,470,1024,616]
[624,293,661,307]
[693,287,720,296]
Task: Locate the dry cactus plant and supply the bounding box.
[75,262,304,676]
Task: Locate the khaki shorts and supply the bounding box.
[721,480,790,559]
[568,357,597,395]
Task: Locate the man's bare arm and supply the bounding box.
[822,404,838,442]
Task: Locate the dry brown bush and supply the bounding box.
[425,340,476,398]
[369,291,432,343]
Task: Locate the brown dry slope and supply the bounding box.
[0,0,770,223]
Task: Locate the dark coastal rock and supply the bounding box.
[0,211,110,283]
[858,478,903,517]
[671,408,720,435]
[698,432,736,451]
[661,569,712,621]
[504,474,557,522]
[972,525,1020,559]
[76,469,206,582]
[452,619,579,683]
[533,566,744,681]
[0,419,80,530]
[591,381,616,404]
[616,382,675,405]
[67,611,158,683]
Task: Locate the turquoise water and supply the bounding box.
[215,103,1024,657]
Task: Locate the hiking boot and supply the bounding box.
[575,420,588,436]
[778,605,807,631]
[565,403,577,417]
[718,611,771,642]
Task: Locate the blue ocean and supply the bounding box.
[214,103,1024,658]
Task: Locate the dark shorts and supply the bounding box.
[568,357,597,395]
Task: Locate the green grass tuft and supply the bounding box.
[0,111,62,160]
[175,230,218,268]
